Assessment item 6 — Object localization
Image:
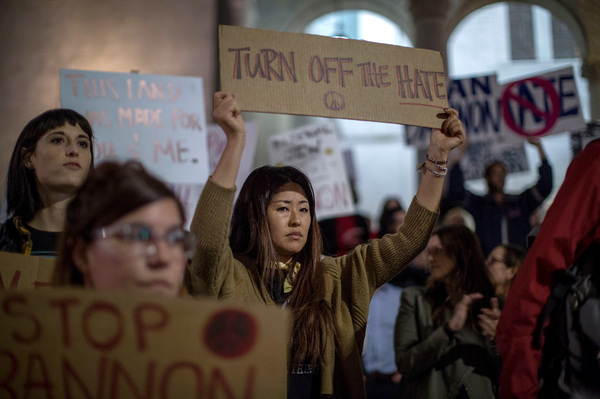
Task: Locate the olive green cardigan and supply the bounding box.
[187,178,438,398]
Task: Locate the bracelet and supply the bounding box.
[426,153,448,165]
[416,162,447,178]
[429,161,448,173]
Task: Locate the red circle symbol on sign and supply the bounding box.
[204,309,258,359]
[501,77,560,137]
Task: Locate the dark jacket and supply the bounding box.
[447,160,553,256]
[395,287,499,399]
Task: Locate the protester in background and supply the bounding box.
[54,161,193,297]
[186,92,466,399]
[378,204,405,238]
[446,138,552,256]
[319,178,371,256]
[442,206,476,231]
[379,196,402,218]
[497,139,600,399]
[394,224,499,398]
[476,243,528,344]
[486,243,527,301]
[0,109,94,256]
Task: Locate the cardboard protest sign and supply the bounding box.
[0,289,288,398]
[268,122,354,219]
[0,252,55,290]
[170,120,260,228]
[219,25,448,128]
[60,69,209,184]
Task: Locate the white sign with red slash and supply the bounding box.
[500,66,585,138]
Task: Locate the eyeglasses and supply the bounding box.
[487,256,506,265]
[93,223,195,258]
[427,247,446,257]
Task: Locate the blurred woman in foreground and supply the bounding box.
[54,161,193,297]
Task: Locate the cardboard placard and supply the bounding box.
[0,252,56,290]
[60,69,209,184]
[0,289,288,398]
[268,122,355,219]
[219,25,448,128]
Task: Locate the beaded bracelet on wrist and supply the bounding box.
[416,162,447,178]
[426,153,448,165]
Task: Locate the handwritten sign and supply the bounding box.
[219,25,448,128]
[60,69,209,184]
[0,289,288,397]
[500,66,585,137]
[407,67,585,180]
[408,74,515,149]
[0,252,55,291]
[268,122,354,219]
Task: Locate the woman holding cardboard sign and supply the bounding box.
[186,92,465,398]
[54,161,193,297]
[0,109,94,256]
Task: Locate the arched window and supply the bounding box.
[447,2,586,202]
[304,10,418,226]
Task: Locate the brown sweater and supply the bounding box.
[187,177,438,398]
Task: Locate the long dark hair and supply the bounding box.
[424,224,495,329]
[54,161,185,286]
[378,205,405,238]
[230,165,335,367]
[5,109,95,221]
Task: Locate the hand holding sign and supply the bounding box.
[213,92,246,142]
[429,108,466,160]
[219,25,448,128]
[212,92,247,189]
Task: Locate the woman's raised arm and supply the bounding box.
[415,108,465,212]
[211,92,246,188]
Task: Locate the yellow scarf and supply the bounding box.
[277,261,301,294]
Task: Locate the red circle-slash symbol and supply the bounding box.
[501,77,560,137]
[204,309,258,359]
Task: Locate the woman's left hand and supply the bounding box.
[428,108,466,160]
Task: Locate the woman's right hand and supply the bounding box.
[446,293,483,332]
[211,92,246,188]
[213,91,245,142]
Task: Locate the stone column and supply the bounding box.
[410,0,450,71]
[222,0,248,26]
[410,0,451,175]
[582,59,600,120]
